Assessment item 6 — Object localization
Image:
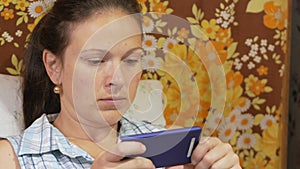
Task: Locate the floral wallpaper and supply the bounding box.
[0,0,55,75]
[138,0,289,168]
[0,0,291,169]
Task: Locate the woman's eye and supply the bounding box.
[124,53,142,65]
[87,58,105,65]
[124,59,139,64]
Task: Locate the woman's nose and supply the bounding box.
[104,62,125,92]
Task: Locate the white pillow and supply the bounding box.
[0,74,24,137]
[125,80,166,126]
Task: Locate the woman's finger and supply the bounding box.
[91,141,148,168]
[198,142,233,168]
[191,137,241,169]
[102,141,146,162]
[114,156,155,169]
[208,151,241,169]
[191,137,220,166]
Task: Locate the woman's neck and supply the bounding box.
[53,110,119,158]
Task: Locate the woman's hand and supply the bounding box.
[167,137,241,169]
[187,137,241,169]
[91,141,155,169]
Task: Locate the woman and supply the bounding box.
[0,0,241,168]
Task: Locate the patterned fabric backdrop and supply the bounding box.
[0,0,290,168]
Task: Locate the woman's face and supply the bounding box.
[59,10,143,127]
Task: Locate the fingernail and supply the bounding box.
[140,144,146,152]
[191,159,196,165]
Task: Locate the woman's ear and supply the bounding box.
[43,49,63,85]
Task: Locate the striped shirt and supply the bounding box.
[6,114,165,169]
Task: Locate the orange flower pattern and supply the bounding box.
[263,1,287,30]
[140,0,288,168]
[257,65,269,76]
[1,8,14,20]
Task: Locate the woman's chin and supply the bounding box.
[100,110,125,125]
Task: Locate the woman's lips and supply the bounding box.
[98,97,127,105]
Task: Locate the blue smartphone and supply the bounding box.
[120,126,202,168]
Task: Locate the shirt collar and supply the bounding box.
[120,115,165,136]
[18,114,93,161]
[17,113,164,160]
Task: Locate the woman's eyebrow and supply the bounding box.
[122,47,144,59]
[79,47,143,59]
[79,49,109,57]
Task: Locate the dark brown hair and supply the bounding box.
[23,0,141,128]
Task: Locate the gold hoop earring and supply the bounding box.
[53,86,61,94]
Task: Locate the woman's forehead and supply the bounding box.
[68,12,142,50]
